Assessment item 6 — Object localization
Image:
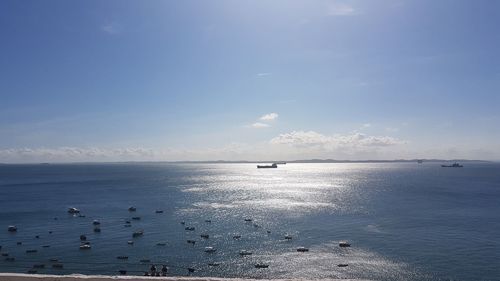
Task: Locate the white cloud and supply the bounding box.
[327,3,357,16]
[260,113,279,121]
[257,72,272,77]
[361,123,371,128]
[251,122,270,128]
[270,130,403,149]
[101,22,121,34]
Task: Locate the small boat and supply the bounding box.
[156,242,167,246]
[180,221,186,225]
[17,242,22,245]
[284,235,292,240]
[337,263,349,267]
[239,250,252,256]
[116,256,128,260]
[93,220,101,225]
[296,247,309,252]
[42,245,50,248]
[35,235,40,239]
[233,235,241,239]
[128,206,137,212]
[257,163,278,168]
[185,226,195,231]
[200,234,209,239]
[132,217,141,220]
[132,230,144,237]
[187,240,196,244]
[93,227,101,233]
[244,218,253,222]
[208,262,220,266]
[205,219,212,223]
[68,207,80,214]
[127,241,134,245]
[155,210,163,213]
[441,162,463,168]
[5,257,15,262]
[339,241,351,247]
[80,235,87,241]
[204,246,216,253]
[52,263,64,269]
[79,244,91,250]
[125,220,131,224]
[7,225,17,232]
[255,263,269,268]
[26,249,38,253]
[253,223,260,228]
[82,241,90,245]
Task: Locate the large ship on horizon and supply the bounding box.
[257,163,278,168]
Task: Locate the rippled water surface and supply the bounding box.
[0,163,499,280]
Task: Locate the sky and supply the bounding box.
[1,0,500,162]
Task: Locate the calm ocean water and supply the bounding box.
[0,163,499,280]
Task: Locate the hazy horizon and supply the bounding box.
[1,0,500,163]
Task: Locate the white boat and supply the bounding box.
[204,247,216,253]
[79,244,91,250]
[7,225,17,232]
[132,230,144,237]
[92,220,100,225]
[339,241,351,247]
[68,207,80,214]
[239,250,252,256]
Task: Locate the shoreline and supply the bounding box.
[0,273,367,281]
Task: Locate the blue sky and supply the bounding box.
[1,0,499,162]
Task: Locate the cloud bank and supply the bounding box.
[270,130,402,149]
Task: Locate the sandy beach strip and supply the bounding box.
[0,273,367,281]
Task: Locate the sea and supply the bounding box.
[0,162,499,280]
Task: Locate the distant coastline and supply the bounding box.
[0,159,494,165]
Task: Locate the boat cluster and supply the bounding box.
[2,206,353,275]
